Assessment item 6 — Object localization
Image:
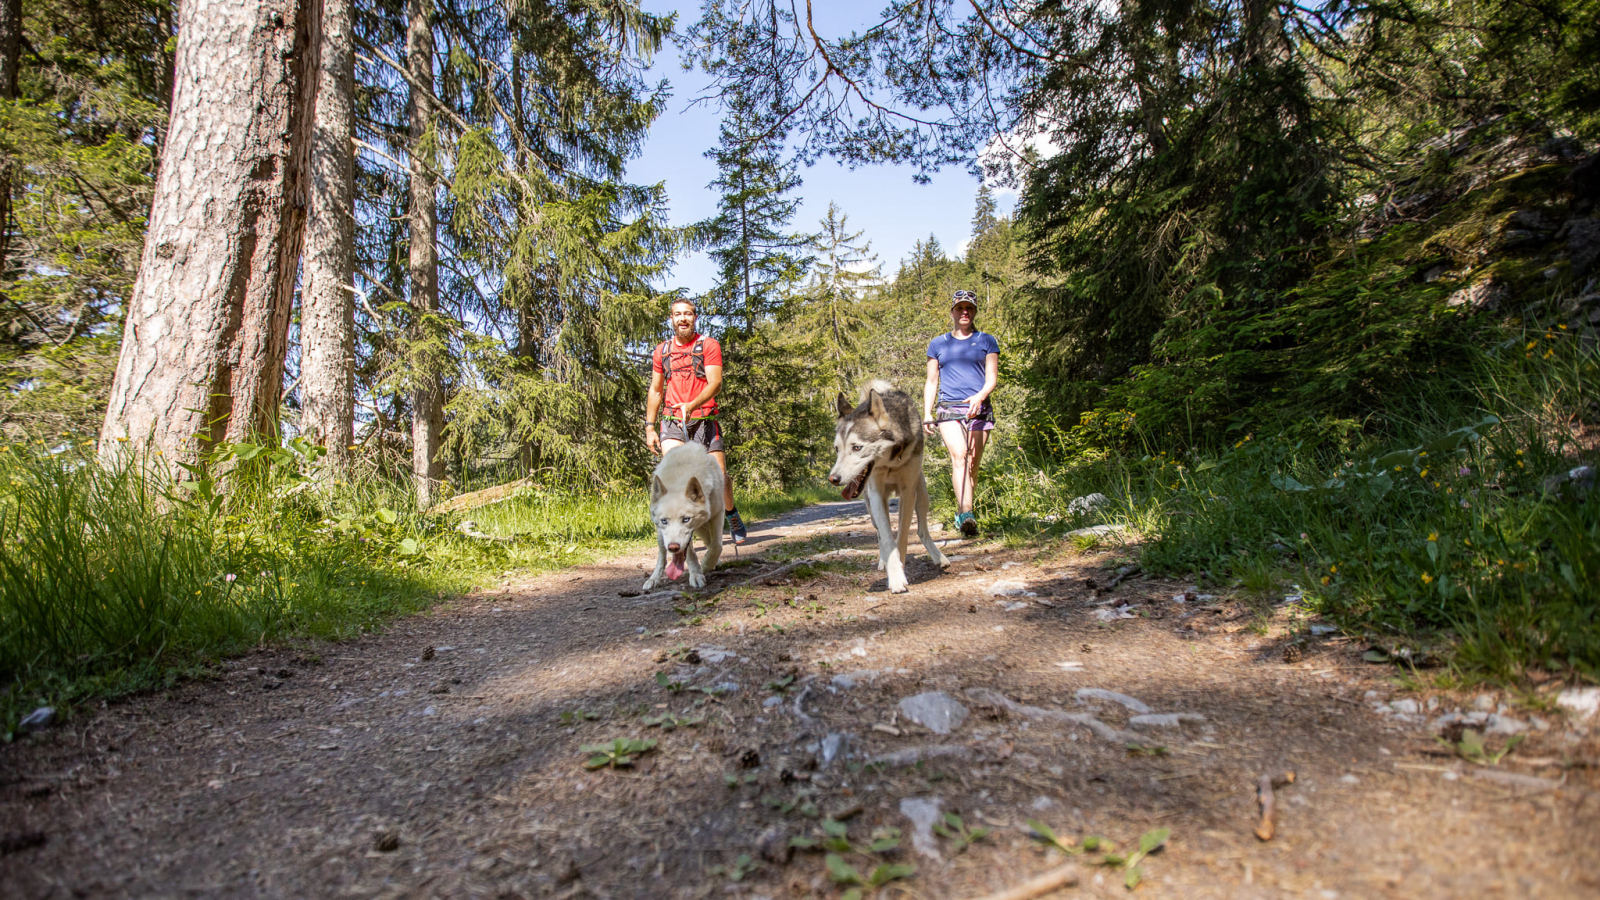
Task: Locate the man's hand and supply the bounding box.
[678,403,695,429]
[645,423,662,456]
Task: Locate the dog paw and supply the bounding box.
[688,572,707,589]
[887,574,909,593]
[642,576,661,592]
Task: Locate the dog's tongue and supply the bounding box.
[665,558,685,581]
[839,485,856,501]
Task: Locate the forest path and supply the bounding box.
[3,501,1597,899]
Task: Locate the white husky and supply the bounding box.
[642,443,725,591]
[828,380,949,593]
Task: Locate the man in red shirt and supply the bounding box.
[645,298,748,544]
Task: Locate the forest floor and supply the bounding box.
[2,501,1598,899]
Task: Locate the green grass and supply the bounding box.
[941,323,1599,681]
[0,440,832,737]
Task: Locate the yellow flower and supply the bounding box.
[1526,341,1537,350]
[1330,565,1338,573]
[1419,468,1428,478]
[1420,572,1434,584]
[1427,532,1437,541]
[1463,538,1471,546]
[1320,576,1330,585]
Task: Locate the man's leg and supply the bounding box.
[710,450,735,512]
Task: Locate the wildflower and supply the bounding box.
[1421,572,1434,584]
[1300,533,1308,541]
[1321,576,1330,585]
[1428,532,1438,541]
[1458,467,1471,476]
[1526,341,1537,350]
[1330,565,1338,573]
[1516,449,1523,455]
[225,573,236,582]
[1420,468,1429,478]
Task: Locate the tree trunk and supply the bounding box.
[100,0,318,463]
[407,0,444,506]
[301,0,356,471]
[0,0,22,280]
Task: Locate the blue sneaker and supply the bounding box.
[726,510,748,545]
[956,512,978,537]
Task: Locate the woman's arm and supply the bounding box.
[923,356,940,434]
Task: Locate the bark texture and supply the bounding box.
[300,0,356,469]
[407,0,444,506]
[0,0,22,277]
[99,0,319,462]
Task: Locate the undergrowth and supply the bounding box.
[0,441,827,737]
[951,321,1599,680]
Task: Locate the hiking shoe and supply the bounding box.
[727,511,748,545]
[957,512,979,537]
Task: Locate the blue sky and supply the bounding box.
[627,1,1013,295]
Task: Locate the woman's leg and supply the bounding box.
[964,429,989,511]
[938,420,973,513]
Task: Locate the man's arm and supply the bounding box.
[645,369,665,454]
[923,357,940,434]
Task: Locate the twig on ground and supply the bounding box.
[1254,771,1296,840]
[867,744,976,767]
[965,688,1145,745]
[792,681,817,730]
[964,862,1081,900]
[1104,565,1141,590]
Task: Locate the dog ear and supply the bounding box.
[867,388,886,421]
[686,476,704,504]
[651,475,665,502]
[835,391,852,418]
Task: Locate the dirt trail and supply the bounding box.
[3,502,1597,899]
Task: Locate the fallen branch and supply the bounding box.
[792,681,817,730]
[867,744,976,767]
[1104,565,1141,590]
[966,688,1145,745]
[965,862,1080,900]
[1254,771,1296,841]
[429,478,534,516]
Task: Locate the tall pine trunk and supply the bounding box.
[407,0,444,505]
[0,0,22,280]
[100,0,319,463]
[301,0,356,470]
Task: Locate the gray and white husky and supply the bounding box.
[828,380,949,593]
[642,443,725,591]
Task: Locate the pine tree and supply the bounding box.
[798,202,879,391]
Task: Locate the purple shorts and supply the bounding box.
[936,403,995,432]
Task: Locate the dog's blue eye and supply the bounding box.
[682,516,691,523]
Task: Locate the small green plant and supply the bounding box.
[1440,728,1524,765]
[641,711,703,730]
[1027,821,1168,890]
[579,737,657,769]
[709,853,756,882]
[724,771,758,788]
[1126,743,1168,756]
[764,673,797,694]
[931,812,990,853]
[654,670,685,693]
[559,709,599,725]
[825,853,915,899]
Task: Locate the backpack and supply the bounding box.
[659,337,706,381]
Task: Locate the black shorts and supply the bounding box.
[659,417,724,452]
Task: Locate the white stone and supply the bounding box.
[899,692,970,735]
[1485,714,1526,735]
[1557,687,1600,720]
[1391,699,1420,715]
[900,797,944,860]
[986,580,1033,597]
[1067,493,1109,515]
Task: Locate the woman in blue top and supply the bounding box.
[923,290,999,536]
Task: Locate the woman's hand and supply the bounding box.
[963,395,986,417]
[923,417,937,435]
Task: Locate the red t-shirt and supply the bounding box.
[652,334,722,417]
